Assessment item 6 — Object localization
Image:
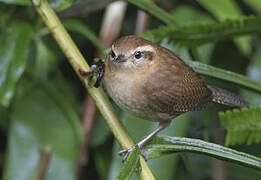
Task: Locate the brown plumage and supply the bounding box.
[102,35,249,160]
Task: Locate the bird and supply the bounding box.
[87,35,249,161]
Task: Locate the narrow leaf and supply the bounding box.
[186,60,261,93]
[127,0,176,25]
[63,19,105,54]
[143,135,261,171]
[219,106,261,146]
[0,22,32,107]
[143,16,261,47]
[115,148,140,180]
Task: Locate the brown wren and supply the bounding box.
[88,35,249,161]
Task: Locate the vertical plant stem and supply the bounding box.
[212,128,227,180]
[135,0,155,35]
[128,0,176,25]
[31,0,155,179]
[78,96,96,168]
[34,148,52,180]
[79,0,127,173]
[99,1,127,47]
[135,10,150,35]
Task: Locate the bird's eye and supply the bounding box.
[111,50,116,59]
[134,51,142,59]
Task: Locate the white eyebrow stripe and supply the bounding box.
[111,44,115,51]
[132,45,154,53]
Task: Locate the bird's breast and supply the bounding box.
[104,71,146,114]
[103,69,177,122]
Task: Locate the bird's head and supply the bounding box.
[106,35,156,71]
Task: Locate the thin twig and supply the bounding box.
[35,148,52,180]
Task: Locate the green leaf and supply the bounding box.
[186,60,261,93]
[171,5,214,26]
[196,0,242,20]
[63,19,105,54]
[143,135,261,171]
[219,106,261,146]
[35,39,57,80]
[0,0,74,11]
[115,148,140,180]
[0,22,33,107]
[93,142,112,180]
[127,0,176,25]
[196,0,251,54]
[50,0,75,12]
[3,79,83,180]
[0,0,30,5]
[143,16,261,47]
[170,5,215,63]
[91,113,111,147]
[108,142,123,180]
[243,0,261,13]
[91,102,120,147]
[0,104,8,130]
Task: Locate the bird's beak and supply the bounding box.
[115,55,126,63]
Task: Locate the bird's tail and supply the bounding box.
[207,85,249,108]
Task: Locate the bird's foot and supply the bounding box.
[118,144,148,163]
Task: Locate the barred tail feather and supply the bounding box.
[207,85,249,108]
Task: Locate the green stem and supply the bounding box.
[31,0,155,179]
[144,135,261,171]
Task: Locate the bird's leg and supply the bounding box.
[118,121,171,162]
[79,59,105,88]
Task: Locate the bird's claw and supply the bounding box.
[118,147,133,163]
[118,146,148,163]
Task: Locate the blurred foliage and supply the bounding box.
[196,0,251,54]
[219,106,261,146]
[0,22,32,107]
[143,16,261,47]
[143,135,261,170]
[0,0,261,180]
[3,77,83,180]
